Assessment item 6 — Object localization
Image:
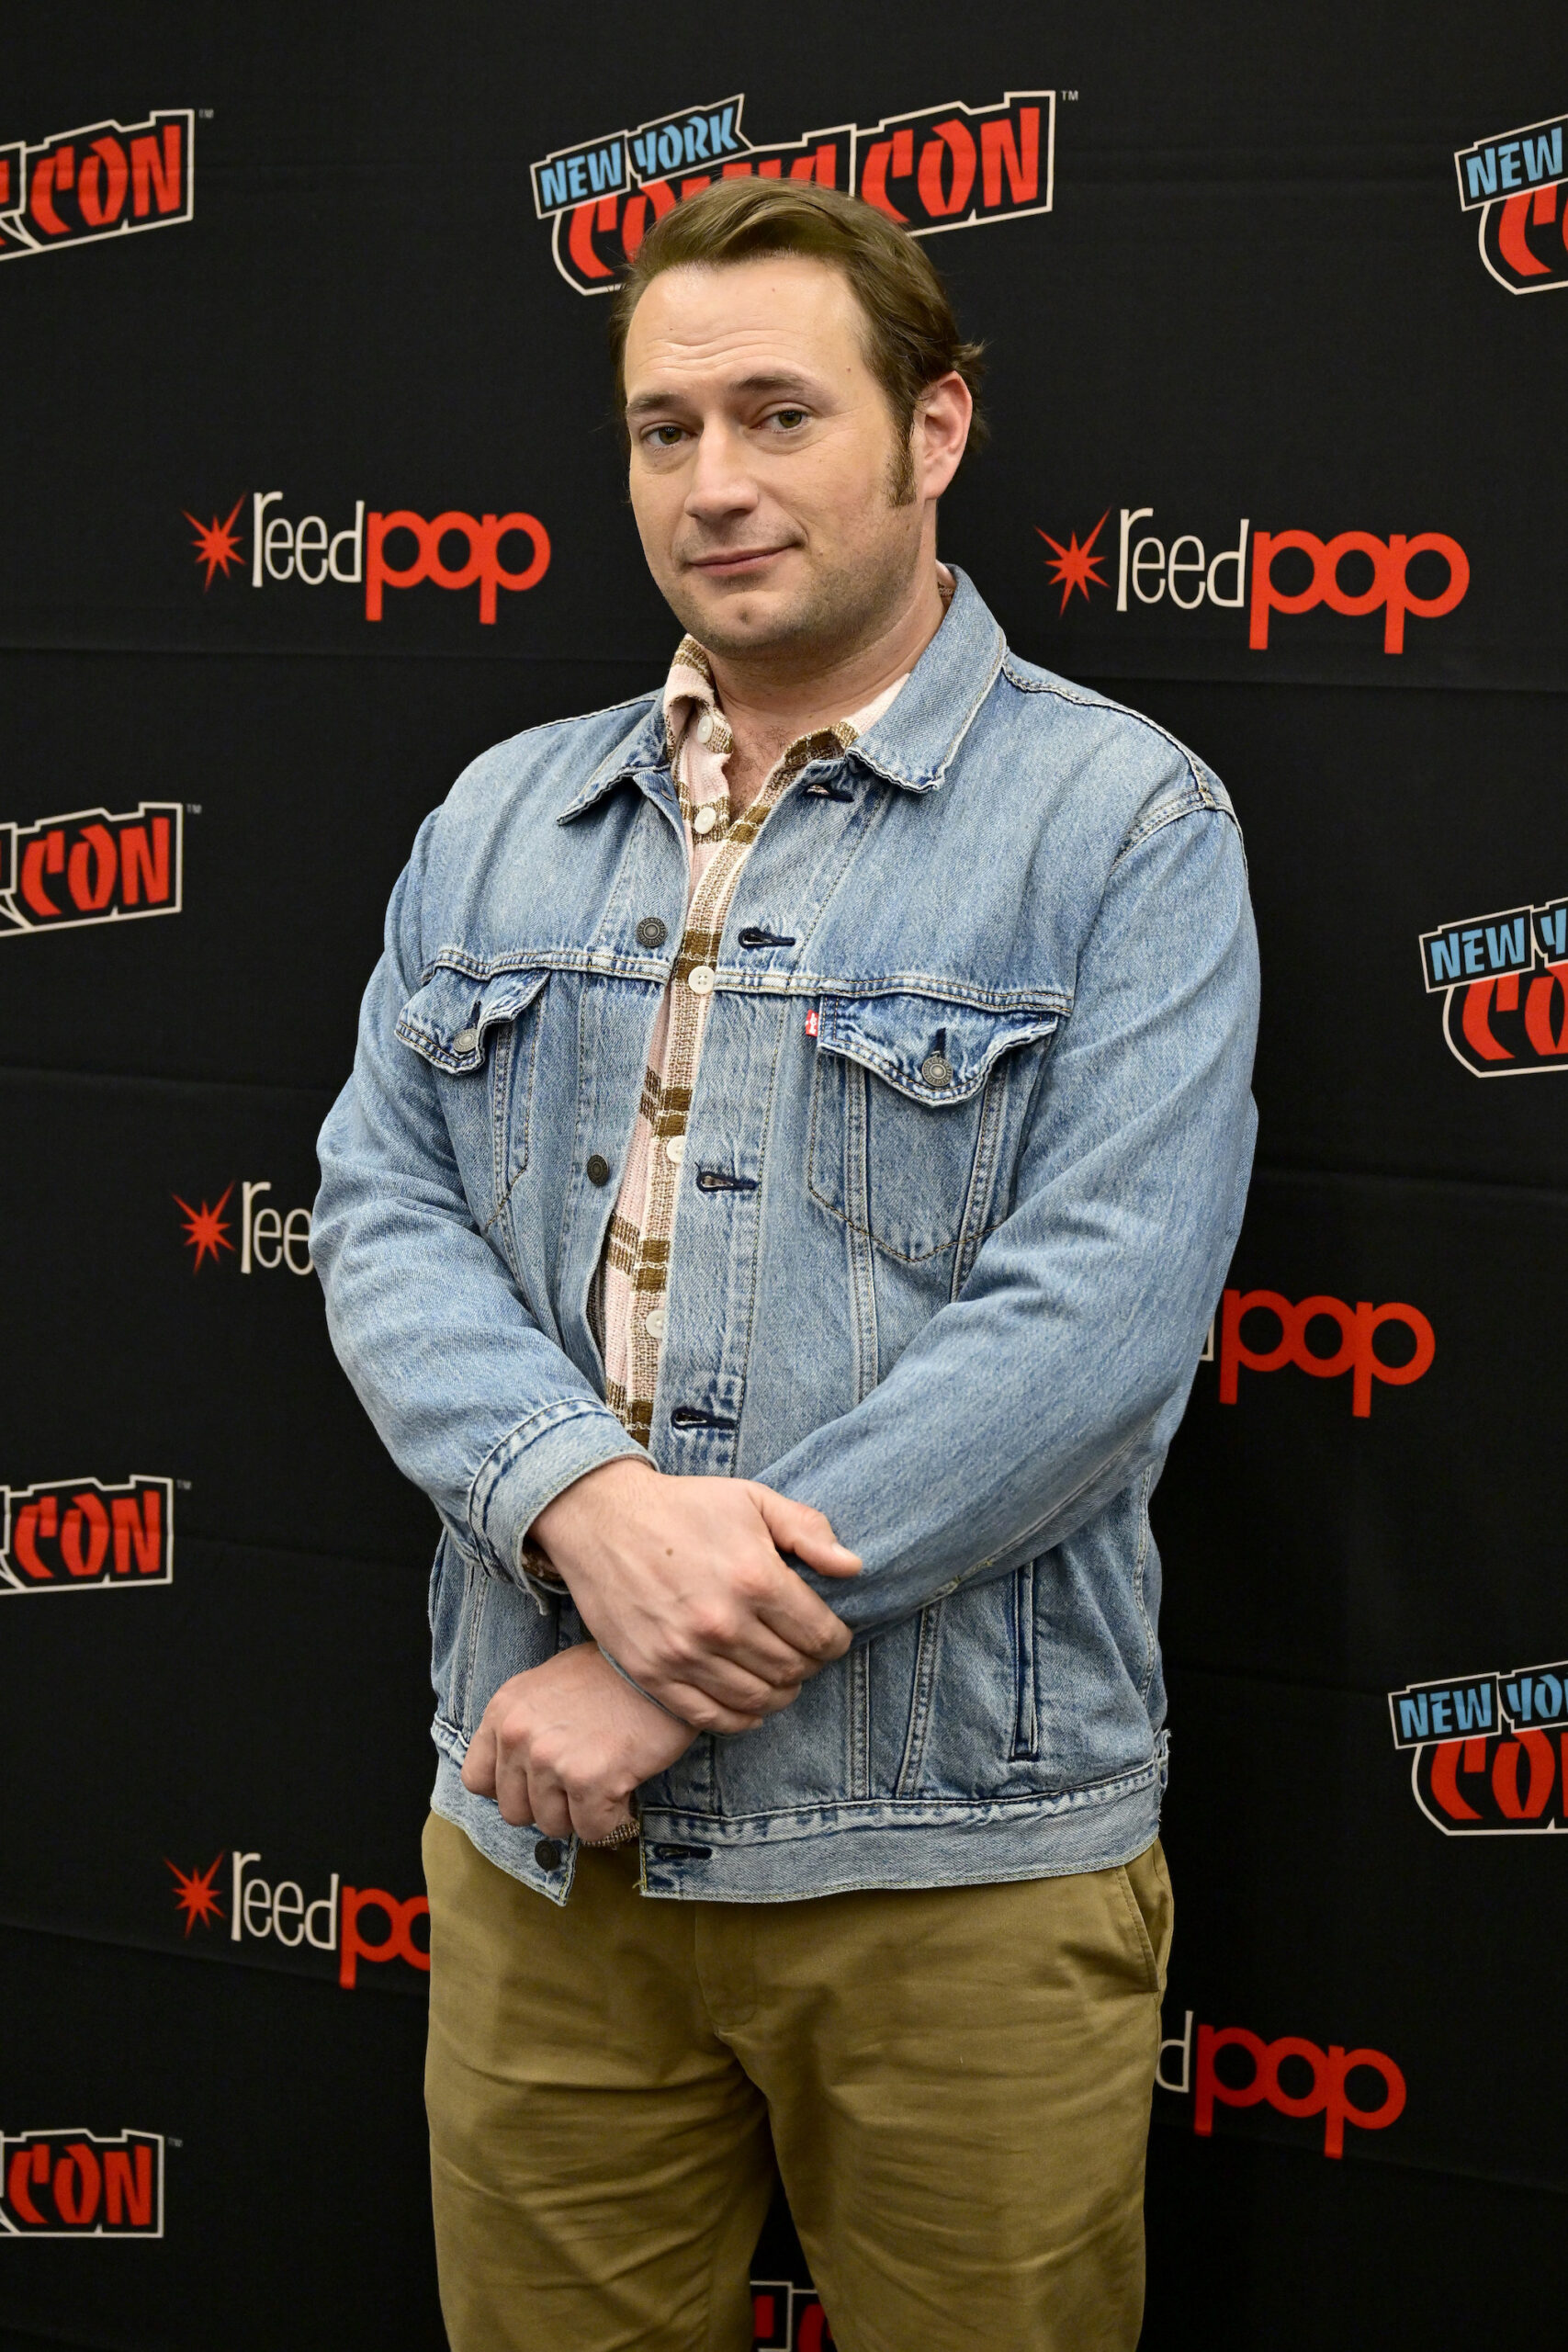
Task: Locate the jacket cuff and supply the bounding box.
[468,1398,649,1599]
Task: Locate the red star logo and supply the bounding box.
[173,1183,235,1272]
[1035,512,1111,614]
[166,1854,226,1935]
[183,496,246,587]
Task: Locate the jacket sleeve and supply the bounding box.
[754,798,1259,1635]
[311,812,648,1579]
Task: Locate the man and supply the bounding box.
[314,178,1258,2352]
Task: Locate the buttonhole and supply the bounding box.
[670,1407,738,1430]
[695,1170,759,1192]
[933,1026,947,1056]
[738,928,797,949]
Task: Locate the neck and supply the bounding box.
[706,560,948,757]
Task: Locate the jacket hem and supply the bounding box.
[429,1738,1165,1906]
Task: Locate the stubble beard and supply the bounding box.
[667,447,923,674]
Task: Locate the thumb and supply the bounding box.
[750,1486,862,1579]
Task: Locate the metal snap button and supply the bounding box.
[687,965,716,996]
[534,1838,562,1871]
[636,915,668,948]
[920,1052,953,1089]
[453,1027,479,1055]
[586,1154,611,1186]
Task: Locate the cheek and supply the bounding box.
[628,476,678,560]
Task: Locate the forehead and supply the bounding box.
[623,254,872,398]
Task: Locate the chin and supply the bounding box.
[697,576,838,649]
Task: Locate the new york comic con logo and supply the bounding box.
[1455,110,1568,294]
[1419,892,1568,1075]
[530,90,1054,294]
[1391,1657,1568,1832]
[1,2130,164,2235]
[0,1477,173,1594]
[0,112,191,262]
[0,803,181,937]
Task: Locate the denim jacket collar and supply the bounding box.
[558,564,1005,825]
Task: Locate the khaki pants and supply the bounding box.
[423,1812,1172,2352]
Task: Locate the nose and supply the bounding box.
[683,421,760,525]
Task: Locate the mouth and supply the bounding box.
[685,545,795,578]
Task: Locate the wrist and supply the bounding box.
[528,1454,659,1580]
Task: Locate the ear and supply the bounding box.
[914,372,973,503]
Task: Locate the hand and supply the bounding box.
[530,1459,862,1732]
[459,1643,696,1843]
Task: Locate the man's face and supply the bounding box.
[623,254,931,662]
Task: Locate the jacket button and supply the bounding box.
[636,916,668,948]
[921,1052,953,1088]
[453,1027,479,1055]
[534,1838,562,1871]
[586,1154,611,1185]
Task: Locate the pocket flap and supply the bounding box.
[397,965,549,1075]
[817,993,1058,1105]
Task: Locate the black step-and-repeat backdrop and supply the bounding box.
[3,6,1564,2346]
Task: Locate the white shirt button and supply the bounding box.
[664,1134,685,1164]
[696,710,716,744]
[687,965,716,995]
[693,804,718,835]
[643,1306,668,1339]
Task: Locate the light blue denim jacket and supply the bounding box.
[313,570,1258,1905]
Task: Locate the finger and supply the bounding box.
[661,1653,792,1718]
[749,1577,853,1663]
[460,1722,498,1797]
[662,1679,799,1734]
[750,1487,862,1577]
[528,1771,574,1839]
[692,1623,817,1686]
[570,1787,636,1844]
[493,1755,536,1827]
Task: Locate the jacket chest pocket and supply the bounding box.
[807,992,1058,1263]
[396,964,551,1226]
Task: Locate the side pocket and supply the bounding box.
[1116,1842,1174,1996]
[1010,1560,1039,1760]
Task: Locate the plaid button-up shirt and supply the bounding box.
[590,634,908,1443]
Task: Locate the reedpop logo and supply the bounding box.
[174,1180,314,1275]
[165,1849,429,1990]
[1156,2008,1406,2161]
[1202,1288,1436,1418]
[1034,506,1469,655]
[182,492,551,626]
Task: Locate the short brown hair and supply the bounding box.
[609,178,987,470]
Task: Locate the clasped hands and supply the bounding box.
[460,1457,861,1845]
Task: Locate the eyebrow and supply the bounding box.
[626,370,819,419]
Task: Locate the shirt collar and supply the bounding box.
[560,564,1004,823]
[660,629,915,777]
